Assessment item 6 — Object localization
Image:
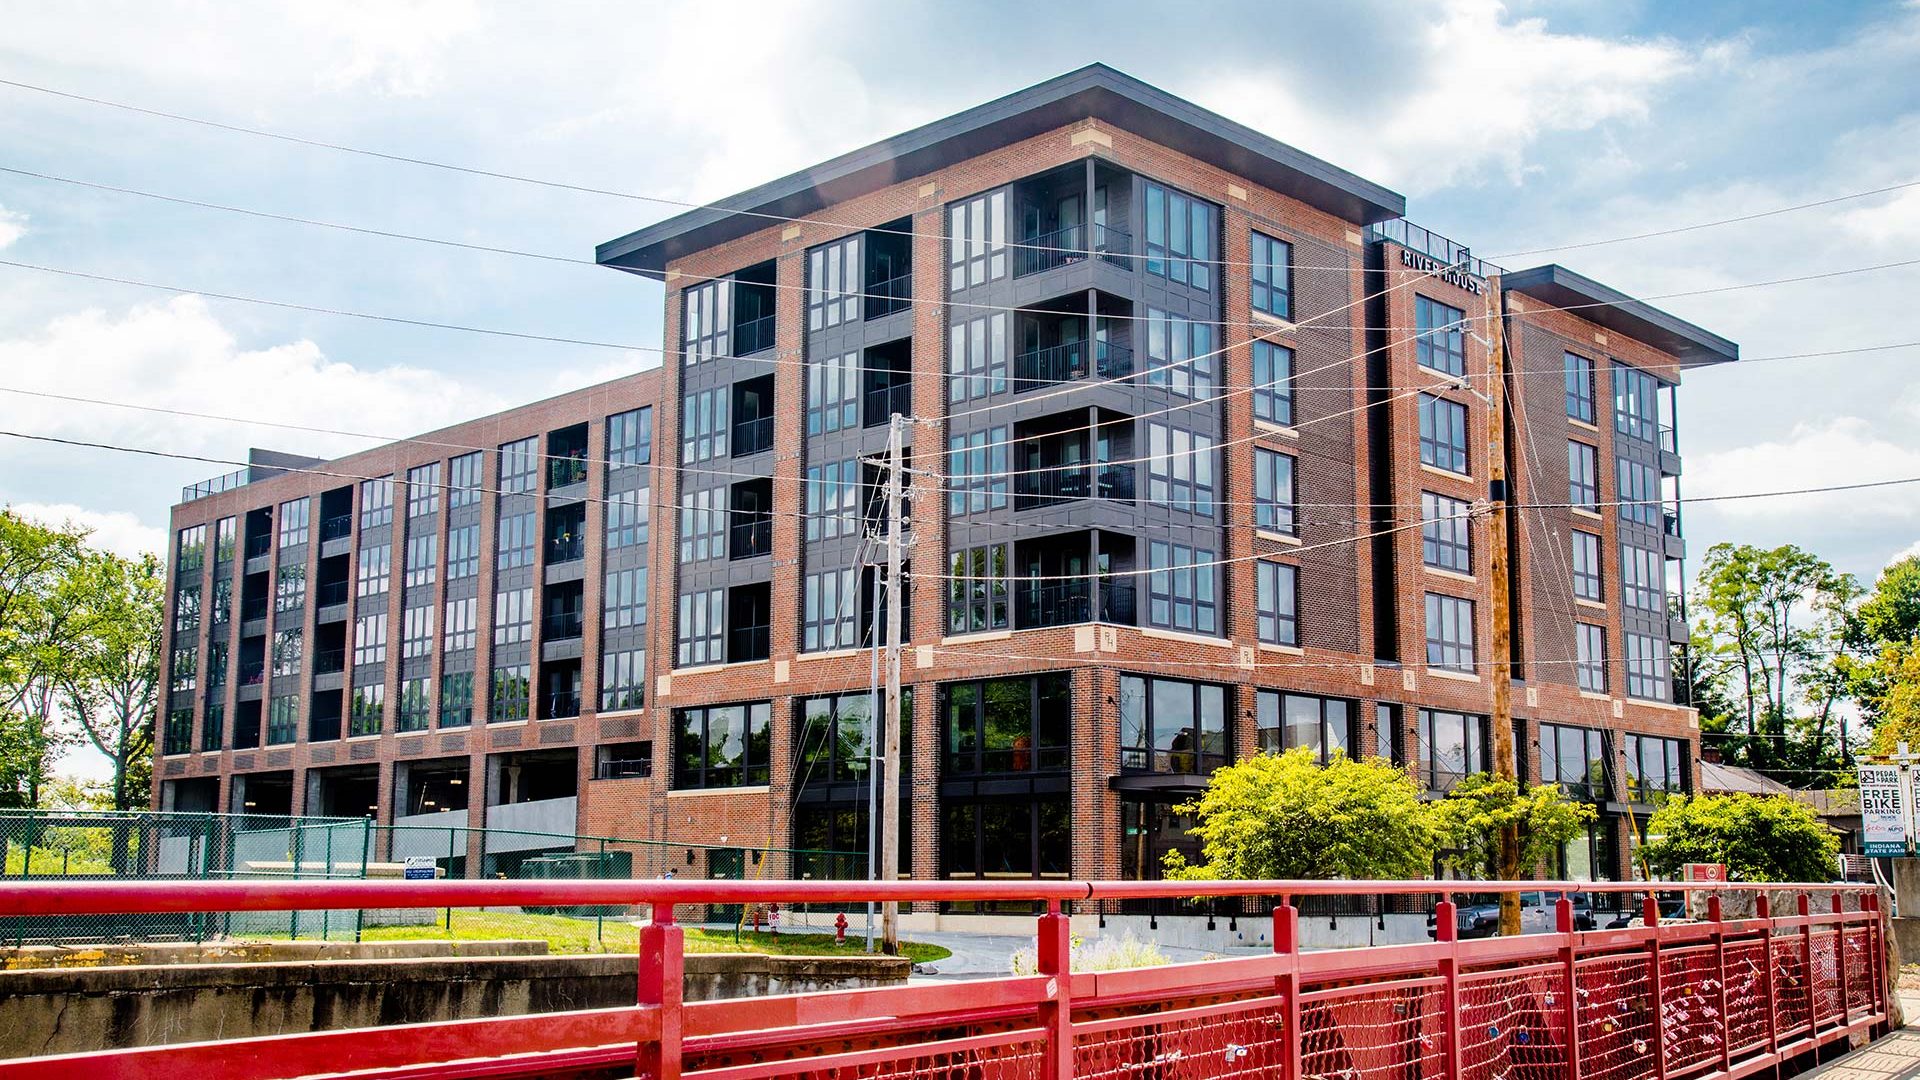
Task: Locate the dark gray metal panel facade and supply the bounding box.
[1502,264,1739,368]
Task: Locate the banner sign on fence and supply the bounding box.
[1859,764,1909,857]
[403,856,438,880]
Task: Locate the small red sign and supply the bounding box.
[1684,863,1728,882]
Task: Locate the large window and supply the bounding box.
[405,534,436,588]
[1146,423,1216,516]
[1625,632,1669,701]
[1256,691,1351,762]
[493,587,532,645]
[947,428,1010,515]
[607,489,649,548]
[1617,458,1660,526]
[948,190,1007,291]
[1620,544,1665,614]
[355,544,390,598]
[274,564,305,612]
[1415,709,1485,792]
[675,701,771,788]
[350,684,384,737]
[948,544,1009,634]
[802,568,858,653]
[1569,442,1599,511]
[943,674,1069,774]
[682,278,731,366]
[1414,295,1466,376]
[1565,352,1596,424]
[1142,308,1215,398]
[808,235,861,331]
[279,497,310,547]
[681,388,730,464]
[1418,394,1469,474]
[1119,674,1228,774]
[1614,364,1660,442]
[176,524,207,575]
[271,627,302,676]
[397,678,430,733]
[1540,723,1605,800]
[1624,733,1686,803]
[947,313,1009,403]
[1148,541,1218,635]
[678,488,724,563]
[439,672,473,728]
[401,605,433,660]
[1250,232,1292,319]
[443,597,477,652]
[447,524,479,578]
[941,798,1070,891]
[267,695,299,745]
[604,567,647,630]
[808,351,861,433]
[805,459,861,540]
[608,406,654,468]
[1572,530,1603,601]
[1576,623,1607,693]
[496,511,535,569]
[214,517,236,563]
[490,664,530,722]
[1254,448,1296,534]
[1142,180,1212,290]
[600,649,646,713]
[1424,592,1475,672]
[1252,340,1294,426]
[1422,492,1472,573]
[498,438,538,495]
[448,452,483,508]
[798,690,900,784]
[676,588,725,667]
[1255,560,1298,647]
[360,477,394,529]
[353,612,387,666]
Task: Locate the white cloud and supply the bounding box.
[0,294,506,461]
[1886,538,1920,568]
[0,205,24,250]
[1688,417,1920,523]
[1196,0,1692,192]
[292,0,487,98]
[3,502,167,559]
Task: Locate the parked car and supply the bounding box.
[1428,892,1596,938]
[1604,896,1687,928]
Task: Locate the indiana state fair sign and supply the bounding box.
[1859,764,1909,857]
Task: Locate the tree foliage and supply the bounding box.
[1164,749,1440,881]
[58,549,163,812]
[1641,793,1839,883]
[1430,774,1596,879]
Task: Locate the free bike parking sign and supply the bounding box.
[1858,764,1908,857]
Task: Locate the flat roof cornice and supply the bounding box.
[596,64,1405,275]
[1503,264,1739,368]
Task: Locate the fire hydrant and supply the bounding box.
[834,912,849,944]
[751,906,762,933]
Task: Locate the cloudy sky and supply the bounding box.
[2,0,1919,589]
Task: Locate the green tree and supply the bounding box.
[59,549,163,814]
[1164,749,1439,881]
[0,510,89,807]
[1430,774,1596,879]
[1640,793,1839,883]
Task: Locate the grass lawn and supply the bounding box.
[302,910,949,963]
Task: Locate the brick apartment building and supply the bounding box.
[154,65,1734,894]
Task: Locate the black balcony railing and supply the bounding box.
[728,624,771,663]
[1120,745,1229,775]
[1012,341,1133,391]
[312,647,345,674]
[546,691,581,719]
[1015,578,1136,629]
[865,272,912,319]
[315,580,350,606]
[319,515,352,542]
[1014,223,1086,278]
[864,381,911,426]
[1663,510,1682,538]
[244,535,271,559]
[548,455,589,490]
[1098,464,1136,502]
[730,517,772,560]
[1094,225,1132,269]
[735,314,776,356]
[1015,465,1091,508]
[596,757,653,780]
[732,416,774,457]
[241,597,268,622]
[240,661,265,686]
[543,609,584,640]
[310,714,343,742]
[548,535,584,564]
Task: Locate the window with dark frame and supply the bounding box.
[1255,560,1298,647]
[1119,674,1229,774]
[1256,690,1351,762]
[1415,295,1466,377]
[947,544,1009,634]
[1252,340,1294,426]
[1148,541,1218,635]
[947,428,1010,515]
[1539,722,1605,799]
[1415,708,1485,792]
[608,406,653,468]
[1142,308,1216,398]
[1147,423,1216,516]
[1623,732,1686,801]
[1424,592,1475,672]
[360,477,394,530]
[1620,544,1665,614]
[681,388,730,463]
[808,235,861,331]
[1565,352,1596,424]
[682,279,731,367]
[1421,491,1472,573]
[1250,232,1292,319]
[802,568,858,653]
[676,588,725,667]
[1614,364,1660,442]
[439,672,473,728]
[948,191,1007,291]
[1253,448,1296,534]
[942,674,1069,775]
[675,701,771,788]
[1418,394,1469,474]
[1624,633,1669,702]
[1142,181,1213,291]
[1572,530,1603,602]
[600,649,646,713]
[498,438,537,495]
[1617,458,1661,526]
[448,452,482,508]
[1576,623,1607,693]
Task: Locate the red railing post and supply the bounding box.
[636,900,683,1080]
[1557,894,1582,1080]
[1436,895,1461,1080]
[1867,892,1887,1024]
[1758,893,1781,1059]
[1645,894,1666,1080]
[1274,899,1300,1080]
[1037,899,1073,1080]
[1799,893,1817,1031]
[1709,893,1731,1075]
[1832,892,1850,1026]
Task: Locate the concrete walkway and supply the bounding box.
[1795,996,1920,1080]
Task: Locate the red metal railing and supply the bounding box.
[0,878,1888,1080]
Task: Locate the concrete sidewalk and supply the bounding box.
[1797,996,1920,1080]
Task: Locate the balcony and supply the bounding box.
[547,455,589,491]
[1015,578,1136,629]
[595,756,653,780]
[240,596,268,623]
[728,623,770,664]
[732,312,775,357]
[729,517,771,560]
[864,271,912,319]
[319,515,352,543]
[547,534,584,565]
[1012,340,1134,392]
[732,415,774,457]
[244,534,272,560]
[1658,425,1677,454]
[240,660,265,686]
[542,609,584,641]
[313,648,345,675]
[315,580,350,607]
[545,691,581,720]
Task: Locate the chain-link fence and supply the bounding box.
[0,810,861,950]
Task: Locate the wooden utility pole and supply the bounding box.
[879,414,905,954]
[1484,274,1522,936]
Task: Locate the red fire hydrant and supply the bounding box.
[834,912,848,944]
[751,906,763,933]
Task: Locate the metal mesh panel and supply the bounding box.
[730,1037,1047,1080]
[1575,954,1654,1080]
[1458,966,1569,1080]
[1810,931,1842,1024]
[1659,945,1723,1073]
[1845,927,1876,1016]
[1300,979,1448,1080]
[1076,998,1290,1080]
[1771,937,1812,1038]
[1722,937,1771,1054]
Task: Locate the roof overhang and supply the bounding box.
[1503,264,1739,369]
[597,63,1405,276]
